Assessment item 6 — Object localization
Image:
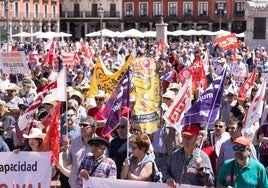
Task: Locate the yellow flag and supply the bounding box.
[87,55,132,99]
[131,57,161,134]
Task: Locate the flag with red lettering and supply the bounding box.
[237,68,257,101]
[40,102,61,165]
[244,79,266,129]
[177,56,207,93]
[163,79,192,130]
[215,33,240,51]
[157,39,166,52]
[18,81,57,131]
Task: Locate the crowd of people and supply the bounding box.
[0,36,268,188]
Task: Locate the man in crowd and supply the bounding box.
[217,136,268,187]
[163,125,214,187]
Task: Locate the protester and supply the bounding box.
[121,133,159,182]
[109,116,132,179]
[77,137,116,185]
[61,116,97,188]
[217,120,257,175]
[21,127,45,151]
[217,136,268,187]
[163,125,215,187]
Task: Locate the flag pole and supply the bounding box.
[127,66,130,158]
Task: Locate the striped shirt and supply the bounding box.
[77,154,117,185]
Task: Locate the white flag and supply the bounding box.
[163,79,192,132]
[43,68,67,103]
[244,79,266,130]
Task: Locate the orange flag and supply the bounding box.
[237,68,257,101]
[40,102,61,165]
[215,33,240,51]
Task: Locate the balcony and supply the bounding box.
[0,12,60,21]
[60,11,120,19]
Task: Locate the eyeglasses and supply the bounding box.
[65,114,75,118]
[233,145,247,152]
[117,125,126,129]
[214,124,223,129]
[95,98,104,101]
[89,142,103,147]
[79,123,91,128]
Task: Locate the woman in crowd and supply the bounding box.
[121,133,159,182]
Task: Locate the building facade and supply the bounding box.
[0,0,248,41]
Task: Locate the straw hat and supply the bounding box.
[6,83,21,93]
[94,90,107,99]
[162,90,175,99]
[23,128,45,139]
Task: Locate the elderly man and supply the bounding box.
[217,136,268,187]
[77,137,116,185]
[163,125,214,187]
[62,116,98,188]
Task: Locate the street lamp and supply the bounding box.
[2,0,13,51]
[215,5,226,31]
[97,3,104,48]
[160,0,164,23]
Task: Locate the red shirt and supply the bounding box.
[87,106,111,140]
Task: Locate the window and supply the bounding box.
[234,2,245,17]
[52,5,56,19]
[25,3,30,18]
[215,2,226,17]
[35,4,39,18]
[183,2,192,17]
[44,4,48,19]
[199,2,208,17]
[168,2,177,17]
[14,2,19,18]
[140,2,148,17]
[110,3,116,17]
[254,17,266,39]
[153,2,162,16]
[125,3,134,17]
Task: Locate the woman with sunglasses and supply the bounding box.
[217,136,268,188]
[61,116,98,188]
[120,133,160,182]
[77,137,116,185]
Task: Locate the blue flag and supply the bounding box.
[181,68,227,125]
[101,69,130,136]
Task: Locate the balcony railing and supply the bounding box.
[0,12,60,20]
[60,11,120,18]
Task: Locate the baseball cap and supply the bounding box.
[233,136,251,147]
[182,125,200,136]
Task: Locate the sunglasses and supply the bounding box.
[89,142,104,147]
[214,124,223,129]
[79,123,91,128]
[117,125,126,129]
[65,114,75,118]
[233,145,247,152]
[95,98,104,101]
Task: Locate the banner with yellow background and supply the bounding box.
[130,57,161,134]
[87,55,132,99]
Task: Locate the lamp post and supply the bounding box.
[215,5,226,31]
[2,0,13,51]
[97,3,104,48]
[160,0,164,23]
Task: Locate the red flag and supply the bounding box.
[40,102,61,165]
[73,52,80,66]
[177,56,207,93]
[237,68,257,101]
[11,45,19,52]
[157,39,166,52]
[215,33,240,51]
[48,37,56,66]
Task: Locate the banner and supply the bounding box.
[0,152,52,188]
[101,69,130,136]
[181,68,226,125]
[87,55,132,99]
[0,52,29,74]
[163,79,192,131]
[215,33,240,51]
[83,177,204,188]
[131,57,161,134]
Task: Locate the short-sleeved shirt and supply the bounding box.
[218,158,268,188]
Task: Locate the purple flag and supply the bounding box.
[181,68,227,125]
[101,69,130,136]
[160,70,174,82]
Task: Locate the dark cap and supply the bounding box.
[88,137,109,148]
[18,103,29,109]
